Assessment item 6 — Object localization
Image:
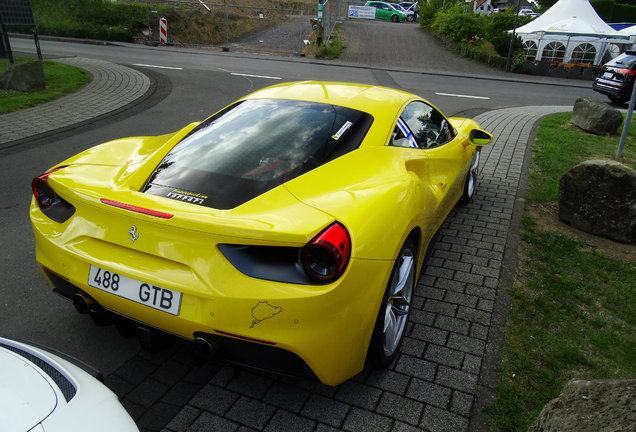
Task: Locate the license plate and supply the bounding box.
[602,72,613,79]
[88,265,182,315]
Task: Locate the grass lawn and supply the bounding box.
[489,112,636,432]
[0,58,90,113]
[527,112,636,201]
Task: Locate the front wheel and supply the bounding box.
[391,14,400,22]
[367,239,416,367]
[461,148,481,204]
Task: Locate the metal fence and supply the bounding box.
[322,0,363,42]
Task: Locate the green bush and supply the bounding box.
[426,5,533,68]
[419,0,446,28]
[431,5,484,43]
[484,11,531,57]
[30,0,150,42]
[452,42,508,69]
[490,32,524,58]
[315,36,343,59]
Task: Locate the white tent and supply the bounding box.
[618,25,636,51]
[515,0,617,36]
[513,0,629,65]
[618,25,636,36]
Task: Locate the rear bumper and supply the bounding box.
[593,79,632,100]
[32,213,393,386]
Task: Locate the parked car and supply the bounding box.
[593,50,636,104]
[365,1,407,22]
[391,3,415,22]
[0,336,138,432]
[399,1,419,20]
[30,81,492,386]
[518,8,535,15]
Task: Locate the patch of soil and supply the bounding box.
[525,201,636,263]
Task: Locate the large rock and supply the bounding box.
[559,160,636,243]
[528,379,636,432]
[0,61,45,92]
[570,97,623,135]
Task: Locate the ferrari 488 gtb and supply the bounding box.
[31,82,492,385]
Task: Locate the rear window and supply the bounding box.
[607,52,636,68]
[144,99,373,209]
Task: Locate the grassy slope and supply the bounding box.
[489,112,636,432]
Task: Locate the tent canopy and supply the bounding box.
[618,25,636,37]
[515,0,618,37]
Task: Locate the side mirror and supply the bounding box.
[469,129,493,146]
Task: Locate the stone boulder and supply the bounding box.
[528,379,636,432]
[0,61,45,92]
[559,160,636,243]
[570,97,623,135]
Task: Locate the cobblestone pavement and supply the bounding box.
[0,57,150,145]
[2,51,573,431]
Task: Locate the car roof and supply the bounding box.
[242,81,416,115]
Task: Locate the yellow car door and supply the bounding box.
[395,100,471,220]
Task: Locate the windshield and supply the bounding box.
[144,98,373,209]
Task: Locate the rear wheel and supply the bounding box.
[608,95,628,105]
[461,149,481,203]
[367,239,416,367]
[391,14,400,22]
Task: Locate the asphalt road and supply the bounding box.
[2,20,598,378]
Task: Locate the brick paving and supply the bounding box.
[0,57,149,144]
[3,54,573,431]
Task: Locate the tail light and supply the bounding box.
[32,170,60,208]
[617,68,636,77]
[32,167,75,223]
[301,222,351,282]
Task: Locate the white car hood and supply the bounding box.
[0,349,57,432]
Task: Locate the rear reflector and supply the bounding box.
[101,199,174,219]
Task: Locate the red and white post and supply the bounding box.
[159,17,167,43]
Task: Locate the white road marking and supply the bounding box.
[231,72,282,80]
[133,64,183,70]
[435,92,490,100]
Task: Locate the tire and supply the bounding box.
[608,95,628,105]
[406,15,414,22]
[461,148,481,204]
[367,238,416,367]
[391,14,400,22]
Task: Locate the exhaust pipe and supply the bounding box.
[72,293,94,314]
[73,293,112,326]
[192,333,218,365]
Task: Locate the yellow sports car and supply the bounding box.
[30,81,492,385]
